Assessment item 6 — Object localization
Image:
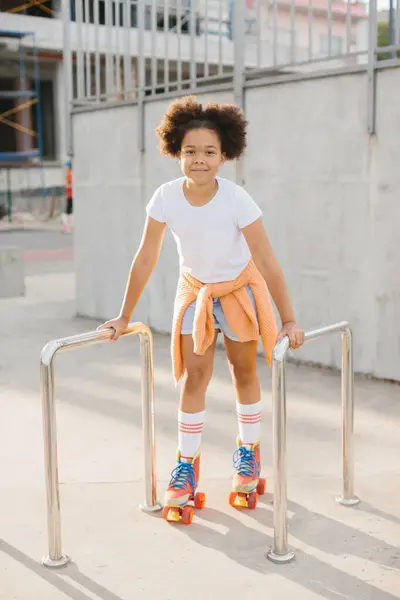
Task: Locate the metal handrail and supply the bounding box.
[40,323,161,568]
[40,319,359,567]
[267,320,360,564]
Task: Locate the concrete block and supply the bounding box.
[0,246,25,298]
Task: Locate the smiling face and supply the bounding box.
[179,127,225,185]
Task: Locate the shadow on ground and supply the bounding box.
[0,539,122,600]
[2,491,398,600]
[174,494,399,600]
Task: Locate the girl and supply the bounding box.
[98,96,304,521]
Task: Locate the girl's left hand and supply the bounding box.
[277,322,305,350]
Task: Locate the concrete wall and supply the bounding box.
[72,67,400,381]
[243,69,399,380]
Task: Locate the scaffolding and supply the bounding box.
[0,29,45,221]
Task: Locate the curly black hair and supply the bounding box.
[155,96,247,160]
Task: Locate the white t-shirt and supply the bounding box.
[146,176,262,283]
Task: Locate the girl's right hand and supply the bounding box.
[97,315,129,342]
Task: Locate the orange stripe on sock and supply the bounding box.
[179,425,203,433]
[238,414,261,422]
[238,413,261,418]
[179,429,203,435]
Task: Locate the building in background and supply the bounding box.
[0,0,368,202]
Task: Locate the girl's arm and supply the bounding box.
[98,216,166,340]
[241,218,304,349]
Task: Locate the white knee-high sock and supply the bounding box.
[178,410,205,461]
[236,401,261,446]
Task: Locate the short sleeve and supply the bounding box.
[146,186,166,223]
[234,185,262,229]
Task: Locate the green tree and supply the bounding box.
[377,20,400,60]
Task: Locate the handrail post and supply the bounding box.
[40,324,161,569]
[41,350,69,568]
[138,332,162,512]
[336,328,360,506]
[267,321,359,564]
[267,350,295,564]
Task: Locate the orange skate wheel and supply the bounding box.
[229,491,248,508]
[194,492,206,509]
[229,491,238,507]
[257,478,266,495]
[247,492,258,509]
[163,506,180,522]
[181,505,194,524]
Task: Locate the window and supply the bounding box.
[320,35,343,56]
[69,0,198,34]
[0,77,55,160]
[1,0,56,18]
[31,81,56,160]
[0,79,17,154]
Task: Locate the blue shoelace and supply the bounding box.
[169,461,196,491]
[233,446,257,478]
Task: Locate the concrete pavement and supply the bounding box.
[0,230,399,599]
[0,225,73,276]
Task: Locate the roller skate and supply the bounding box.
[229,437,266,510]
[163,449,205,524]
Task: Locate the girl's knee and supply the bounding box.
[185,364,213,392]
[230,363,258,388]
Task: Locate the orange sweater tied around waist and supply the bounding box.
[171,260,278,382]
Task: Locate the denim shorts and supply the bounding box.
[181,285,258,341]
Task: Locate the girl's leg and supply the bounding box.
[178,332,217,459]
[164,333,217,509]
[224,337,263,497]
[180,332,217,412]
[224,337,261,445]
